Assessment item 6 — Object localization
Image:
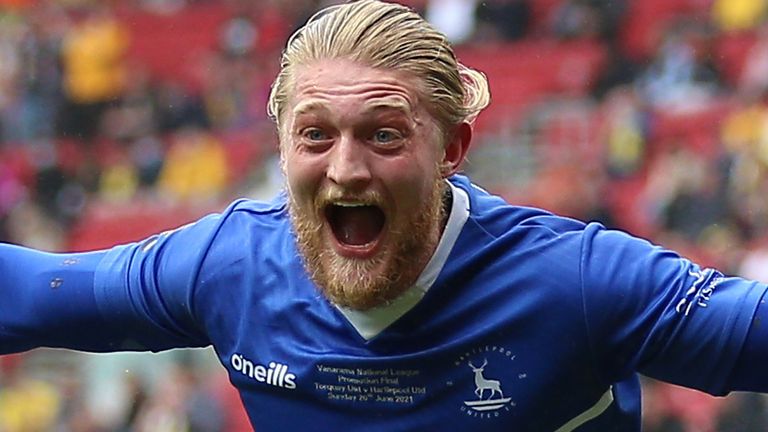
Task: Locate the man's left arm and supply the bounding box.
[579,223,768,396]
[727,291,768,392]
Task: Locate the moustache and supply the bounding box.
[314,188,385,208]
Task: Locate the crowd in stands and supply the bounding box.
[2,0,768,430]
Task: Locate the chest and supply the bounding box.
[201,249,632,430]
[211,296,621,430]
[225,333,631,430]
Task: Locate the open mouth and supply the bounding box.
[325,202,386,247]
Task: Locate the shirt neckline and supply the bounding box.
[335,180,470,340]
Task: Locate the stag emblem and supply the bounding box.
[468,359,504,400]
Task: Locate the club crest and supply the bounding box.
[451,345,524,419]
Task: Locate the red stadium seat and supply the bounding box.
[714,31,759,87]
[620,0,709,60]
[458,39,607,135]
[116,3,231,90]
[650,99,733,158]
[67,199,220,251]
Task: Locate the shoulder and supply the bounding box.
[448,174,589,242]
[161,195,289,241]
[155,194,292,272]
[227,193,288,218]
[206,193,292,245]
[215,193,290,230]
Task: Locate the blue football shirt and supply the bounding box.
[1,174,766,431]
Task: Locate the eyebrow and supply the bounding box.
[291,97,414,118]
[292,101,331,117]
[361,98,413,116]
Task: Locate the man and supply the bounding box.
[1,1,767,430]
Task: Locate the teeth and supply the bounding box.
[334,201,369,207]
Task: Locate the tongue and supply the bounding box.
[332,206,384,246]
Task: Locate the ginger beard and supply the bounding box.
[289,166,446,311]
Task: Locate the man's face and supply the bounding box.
[282,59,449,311]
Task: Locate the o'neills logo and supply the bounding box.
[230,353,297,390]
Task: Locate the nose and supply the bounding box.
[326,135,371,190]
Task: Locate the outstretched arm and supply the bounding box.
[0,244,125,353]
[578,223,768,395]
[0,214,220,354]
[728,290,768,392]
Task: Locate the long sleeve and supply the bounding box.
[0,244,122,353]
[726,288,768,391]
[0,212,223,354]
[579,223,768,396]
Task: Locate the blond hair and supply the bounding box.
[267,0,490,139]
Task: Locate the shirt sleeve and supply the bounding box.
[0,213,222,354]
[0,245,115,353]
[579,223,768,396]
[726,287,768,392]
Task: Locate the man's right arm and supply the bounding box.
[0,213,221,354]
[0,245,129,353]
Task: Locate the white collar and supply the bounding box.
[336,180,470,340]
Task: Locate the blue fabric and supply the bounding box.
[729,287,768,392]
[1,174,766,431]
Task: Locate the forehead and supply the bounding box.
[288,59,424,119]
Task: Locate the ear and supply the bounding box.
[440,122,472,178]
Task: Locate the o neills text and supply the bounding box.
[230,353,297,390]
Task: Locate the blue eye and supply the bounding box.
[373,130,399,143]
[304,128,328,141]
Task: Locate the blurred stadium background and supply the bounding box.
[1,0,768,430]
